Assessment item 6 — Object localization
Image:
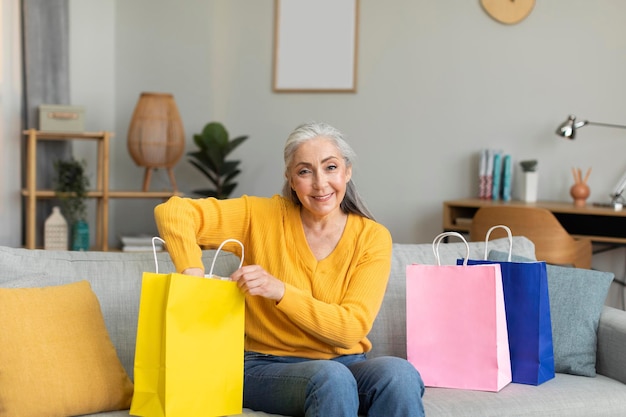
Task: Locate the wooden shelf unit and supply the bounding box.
[22,129,180,251]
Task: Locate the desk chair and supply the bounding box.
[469,206,593,269]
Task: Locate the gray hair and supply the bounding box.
[281,122,375,220]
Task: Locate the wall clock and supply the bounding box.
[480,0,535,25]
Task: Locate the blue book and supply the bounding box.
[492,151,502,200]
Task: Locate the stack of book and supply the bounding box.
[479,149,513,201]
[119,235,163,252]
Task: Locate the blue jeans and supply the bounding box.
[243,352,425,417]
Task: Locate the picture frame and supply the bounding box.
[273,0,359,93]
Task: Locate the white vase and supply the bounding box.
[521,172,538,203]
[44,206,68,250]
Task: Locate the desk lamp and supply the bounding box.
[555,114,626,140]
[555,114,626,209]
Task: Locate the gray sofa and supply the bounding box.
[1,236,626,416]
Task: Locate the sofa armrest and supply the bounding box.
[596,306,626,384]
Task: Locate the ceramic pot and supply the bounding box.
[570,183,590,207]
[521,172,538,203]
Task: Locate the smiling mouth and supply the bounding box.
[313,193,333,201]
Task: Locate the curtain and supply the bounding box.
[21,0,71,246]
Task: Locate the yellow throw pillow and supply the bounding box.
[0,280,133,417]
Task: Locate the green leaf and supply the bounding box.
[202,122,228,147]
[223,169,241,184]
[188,159,219,186]
[220,160,241,176]
[193,133,208,150]
[206,146,224,171]
[225,135,249,155]
[221,182,238,197]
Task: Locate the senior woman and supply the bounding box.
[154,121,425,417]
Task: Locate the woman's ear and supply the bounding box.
[345,165,352,183]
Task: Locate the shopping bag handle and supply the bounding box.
[150,237,245,279]
[483,225,513,261]
[205,239,245,280]
[152,237,166,273]
[432,232,470,266]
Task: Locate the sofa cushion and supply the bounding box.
[423,373,626,417]
[0,246,242,382]
[488,250,613,377]
[0,280,134,417]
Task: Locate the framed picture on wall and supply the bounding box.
[273,0,359,93]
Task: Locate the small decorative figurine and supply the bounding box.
[570,167,591,207]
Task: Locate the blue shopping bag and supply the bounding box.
[458,225,555,385]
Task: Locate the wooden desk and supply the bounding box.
[443,198,626,245]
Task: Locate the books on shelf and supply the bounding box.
[119,235,163,252]
[479,149,512,201]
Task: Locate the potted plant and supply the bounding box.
[187,122,249,199]
[53,158,90,250]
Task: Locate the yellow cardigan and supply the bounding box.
[154,195,392,359]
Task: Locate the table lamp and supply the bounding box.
[555,114,626,140]
[555,114,626,209]
[127,92,185,192]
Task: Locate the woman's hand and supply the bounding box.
[182,267,204,277]
[230,265,285,302]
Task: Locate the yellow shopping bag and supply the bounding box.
[130,239,245,417]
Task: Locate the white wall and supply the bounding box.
[68,0,625,303]
[0,0,22,247]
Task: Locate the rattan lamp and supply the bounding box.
[127,92,185,192]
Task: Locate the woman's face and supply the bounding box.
[288,137,352,220]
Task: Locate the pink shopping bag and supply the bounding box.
[406,232,511,392]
